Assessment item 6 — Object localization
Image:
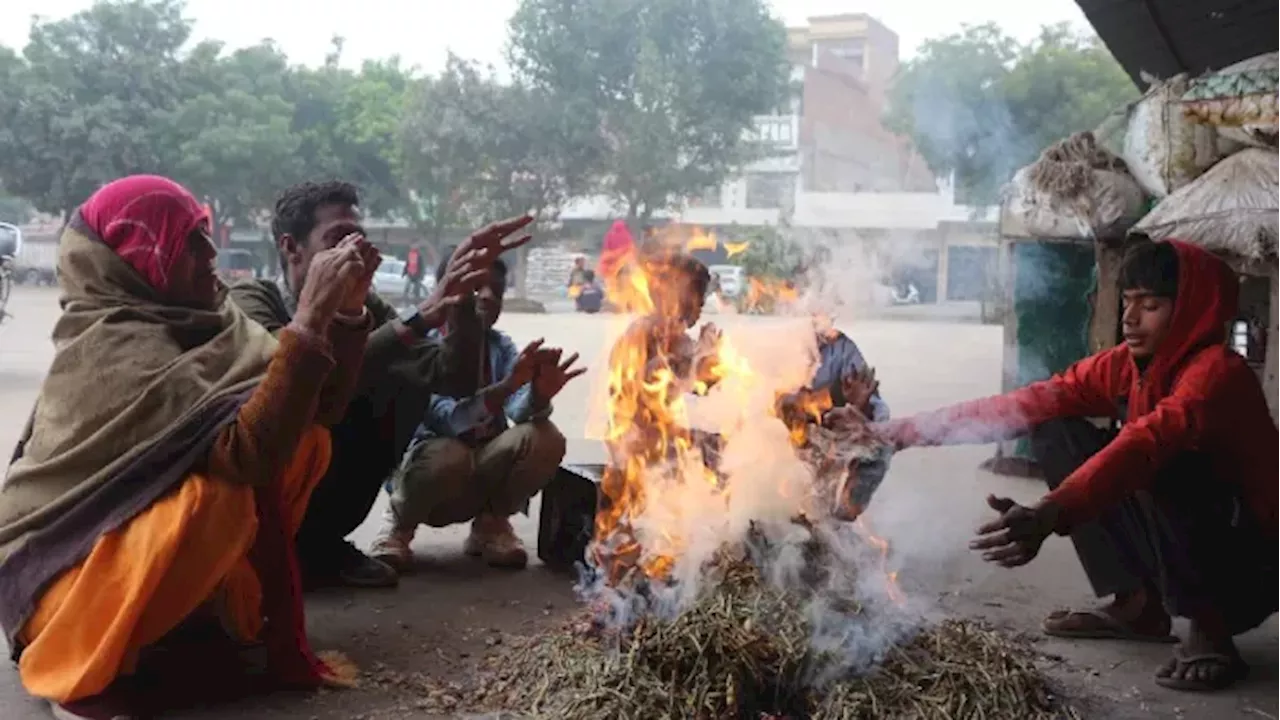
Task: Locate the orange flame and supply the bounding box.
[856,518,906,606]
[684,228,718,253]
[592,251,755,585]
[723,240,751,258]
[743,276,800,314]
[774,386,834,448]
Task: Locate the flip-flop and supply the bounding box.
[1155,645,1249,692]
[1042,608,1178,643]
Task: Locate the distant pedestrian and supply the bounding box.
[404,244,426,301]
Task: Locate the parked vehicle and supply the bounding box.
[0,222,19,260]
[12,237,57,286]
[374,257,407,301]
[890,282,921,305]
[0,256,12,322]
[708,264,747,299]
[216,248,259,283]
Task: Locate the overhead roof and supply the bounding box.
[1075,0,1278,86]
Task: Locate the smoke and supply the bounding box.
[576,204,1086,675]
[578,305,927,672]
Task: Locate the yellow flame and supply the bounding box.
[592,250,758,584]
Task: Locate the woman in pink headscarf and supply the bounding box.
[0,175,377,718]
[597,220,636,286]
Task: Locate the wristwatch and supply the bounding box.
[398,306,430,336]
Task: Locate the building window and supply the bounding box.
[688,186,721,209]
[752,116,794,147]
[745,174,795,209]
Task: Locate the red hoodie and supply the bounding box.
[889,240,1278,535]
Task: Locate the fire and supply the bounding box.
[774,386,834,448]
[723,240,751,258]
[589,247,905,610]
[856,518,906,606]
[592,251,756,585]
[684,227,719,253]
[743,276,800,314]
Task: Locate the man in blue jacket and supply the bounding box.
[780,311,892,519]
[371,255,585,570]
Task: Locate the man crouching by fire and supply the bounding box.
[774,311,893,521]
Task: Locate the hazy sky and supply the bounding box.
[0,0,1090,73]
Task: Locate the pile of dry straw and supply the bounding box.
[437,543,1079,720]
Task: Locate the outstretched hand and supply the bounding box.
[969,495,1059,568]
[418,252,488,329]
[452,215,535,270]
[532,347,587,402]
[840,365,879,417]
[506,339,546,390]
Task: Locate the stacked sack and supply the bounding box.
[1003,131,1145,240]
[1127,53,1278,260]
[1005,54,1278,249]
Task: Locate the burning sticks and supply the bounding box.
[522,253,1078,719]
[460,552,1077,720]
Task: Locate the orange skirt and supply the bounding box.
[17,425,332,703]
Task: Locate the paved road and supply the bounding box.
[0,285,1274,719]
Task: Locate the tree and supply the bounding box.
[398,56,497,246]
[287,41,412,220]
[887,23,1138,206]
[1003,25,1140,157]
[0,0,191,216]
[472,81,601,224]
[164,41,302,237]
[508,0,789,224]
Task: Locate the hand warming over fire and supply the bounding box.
[483,339,543,415]
[840,366,879,417]
[970,494,1060,568]
[531,347,587,405]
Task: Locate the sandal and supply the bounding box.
[1042,608,1177,643]
[1155,644,1249,692]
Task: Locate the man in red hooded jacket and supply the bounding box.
[875,239,1277,693]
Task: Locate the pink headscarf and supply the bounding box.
[79,175,209,294]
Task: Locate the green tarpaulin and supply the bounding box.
[1009,241,1096,459]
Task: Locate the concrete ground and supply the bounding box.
[0,284,1275,719]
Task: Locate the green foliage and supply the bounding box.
[0,196,33,224]
[887,23,1138,206]
[0,0,788,243]
[507,0,790,222]
[0,2,415,226]
[399,57,495,241]
[164,41,302,230]
[0,0,191,215]
[734,226,804,280]
[399,54,602,245]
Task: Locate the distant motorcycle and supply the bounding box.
[890,283,920,306]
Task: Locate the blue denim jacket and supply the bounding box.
[810,331,892,512]
[413,328,547,444]
[810,332,890,422]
